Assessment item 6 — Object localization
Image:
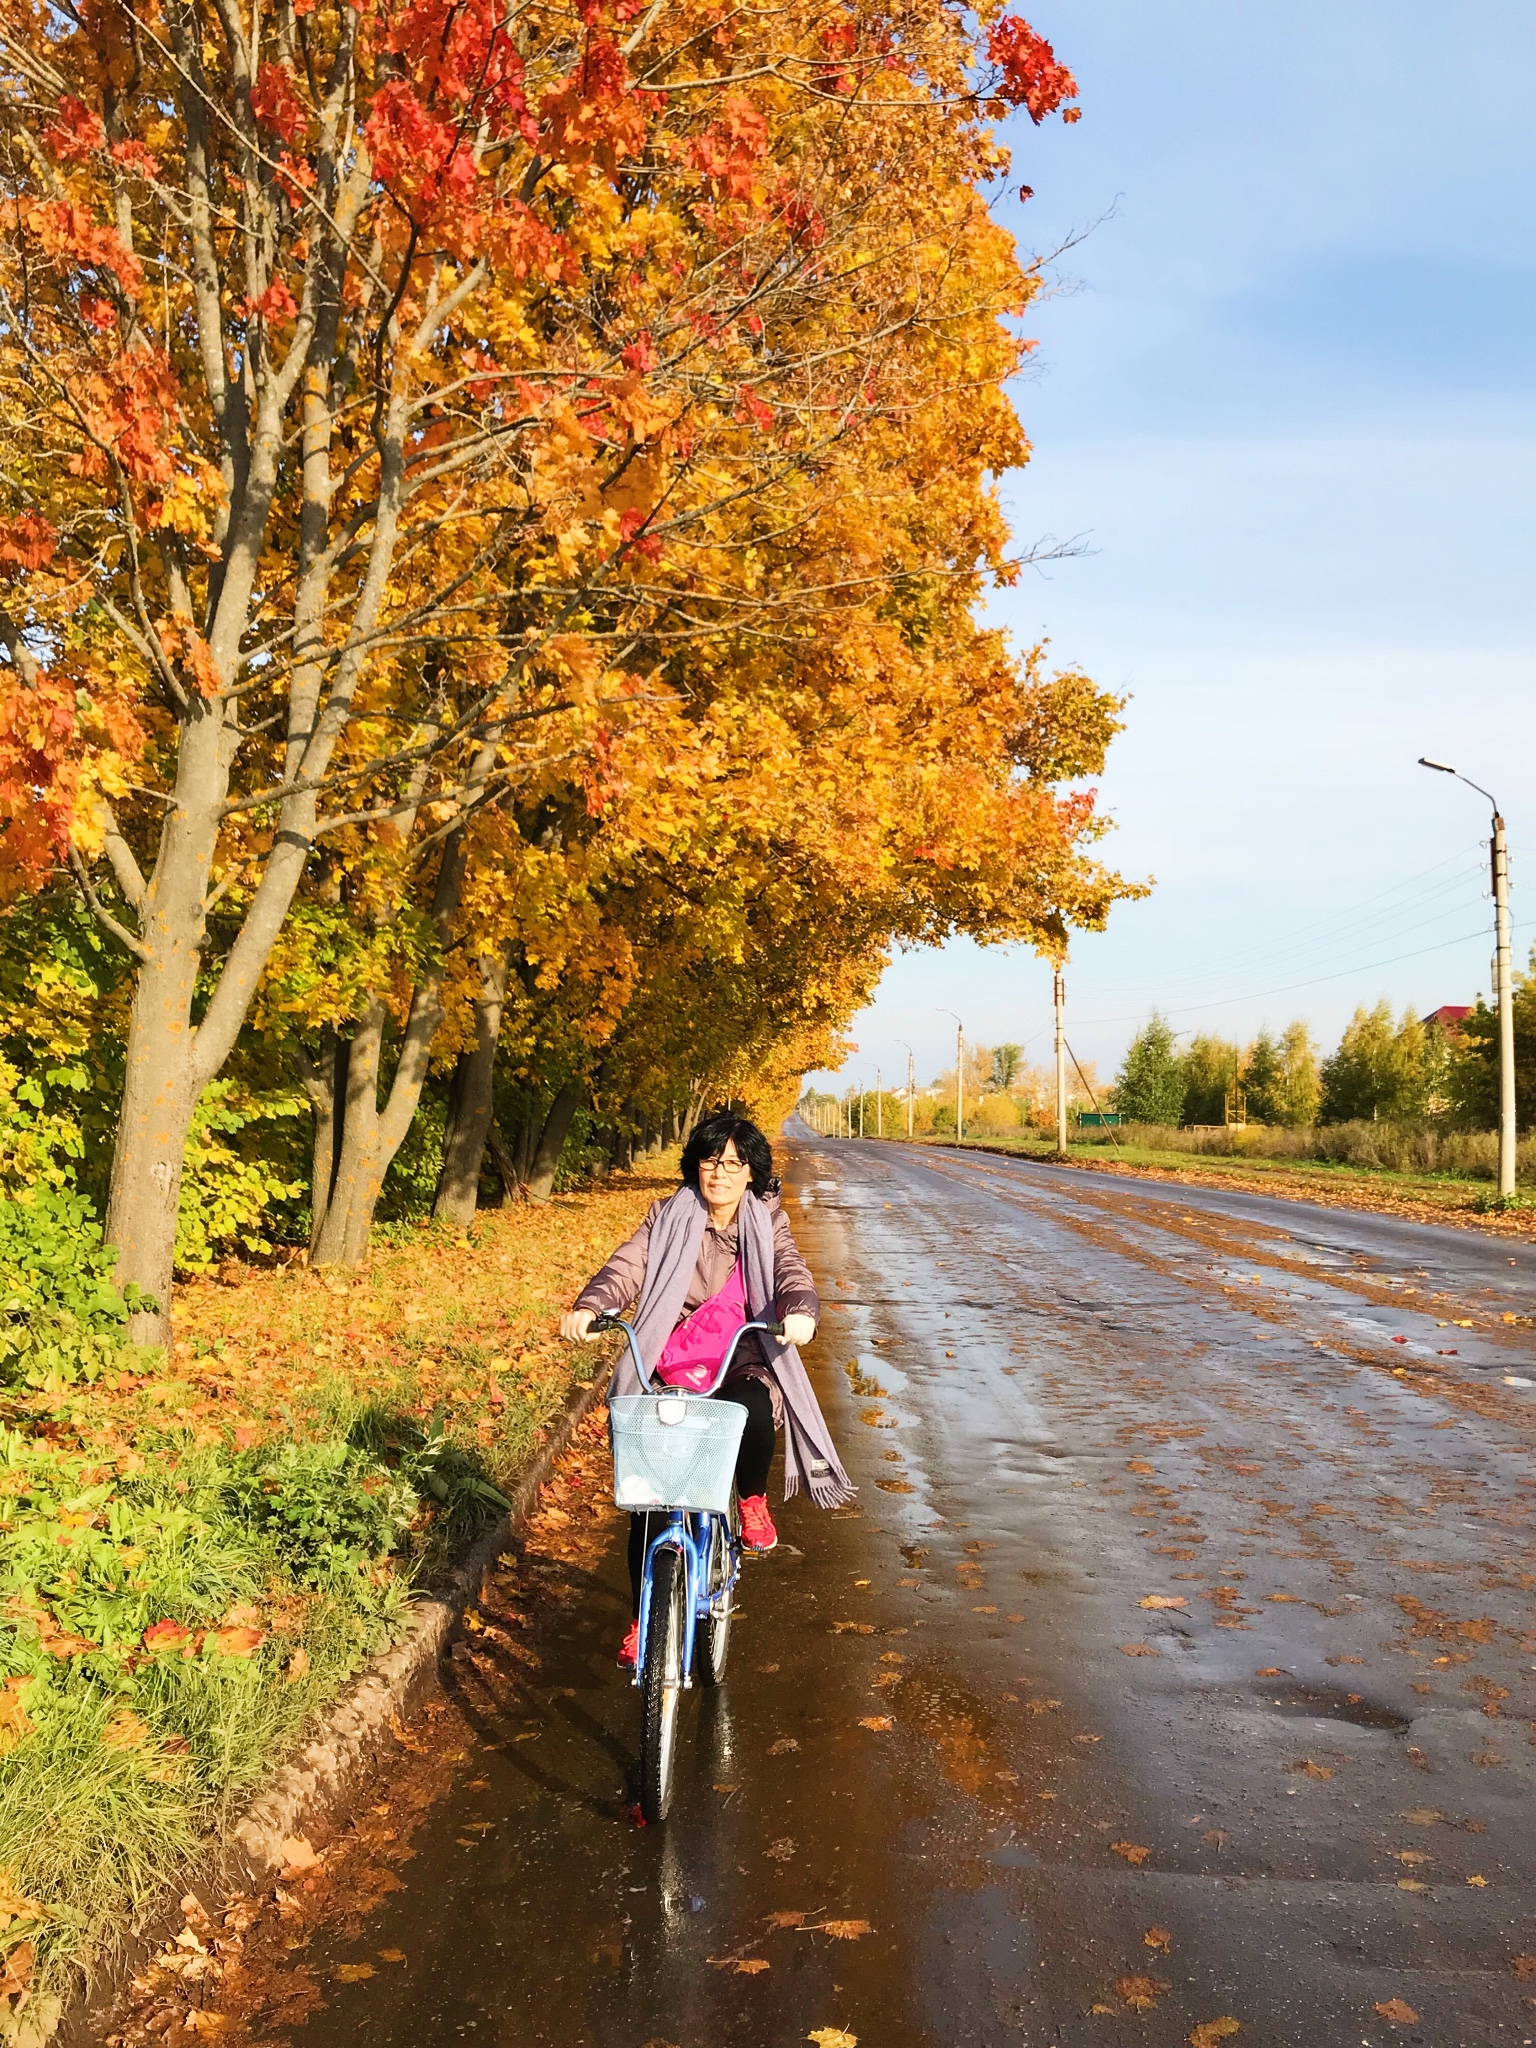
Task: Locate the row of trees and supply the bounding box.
[0,0,1136,1334]
[1113,988,1532,1130]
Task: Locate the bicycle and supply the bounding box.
[594,1310,784,1823]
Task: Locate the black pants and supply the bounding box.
[626,1378,775,1616]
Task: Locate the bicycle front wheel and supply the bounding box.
[639,1544,687,1823]
[695,1503,736,1687]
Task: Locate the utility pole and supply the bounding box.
[1054,966,1068,1158]
[938,1010,963,1142]
[858,1087,864,1139]
[1419,758,1517,1198]
[897,1041,914,1137]
[876,1068,882,1138]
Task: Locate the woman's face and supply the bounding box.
[698,1141,752,1209]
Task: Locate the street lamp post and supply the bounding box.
[1419,758,1517,1199]
[876,1067,882,1138]
[1053,963,1068,1159]
[896,1041,915,1137]
[938,1010,964,1142]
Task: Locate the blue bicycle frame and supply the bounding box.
[595,1312,783,1689]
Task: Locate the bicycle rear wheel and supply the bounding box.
[639,1544,686,1823]
[695,1502,737,1687]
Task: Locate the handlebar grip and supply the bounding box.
[589,1313,624,1333]
[761,1319,785,1339]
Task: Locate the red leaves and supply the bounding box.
[617,506,661,562]
[251,62,309,147]
[986,17,1081,124]
[621,332,659,375]
[0,514,57,576]
[43,95,105,162]
[249,277,299,325]
[32,200,143,296]
[688,94,768,200]
[0,668,79,901]
[735,385,774,432]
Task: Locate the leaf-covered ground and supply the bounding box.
[0,1173,662,2034]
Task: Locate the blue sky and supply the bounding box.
[809,0,1536,1095]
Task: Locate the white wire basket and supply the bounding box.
[608,1392,747,1513]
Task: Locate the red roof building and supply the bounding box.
[1421,1004,1473,1034]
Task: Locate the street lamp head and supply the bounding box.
[1418,757,1456,775]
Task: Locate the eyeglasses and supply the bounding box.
[700,1154,750,1176]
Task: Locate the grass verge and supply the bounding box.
[0,1172,662,2037]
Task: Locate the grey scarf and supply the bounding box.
[607,1183,855,1510]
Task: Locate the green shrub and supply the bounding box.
[0,1189,150,1392]
[223,1441,417,1587]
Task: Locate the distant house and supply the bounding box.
[1421,1004,1472,1035]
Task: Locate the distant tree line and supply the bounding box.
[1112,969,1536,1132]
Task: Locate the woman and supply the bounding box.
[561,1111,853,1667]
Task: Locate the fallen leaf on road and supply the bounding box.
[1120,1643,1157,1656]
[334,1963,375,1982]
[1188,2021,1241,2047]
[1403,1809,1444,1825]
[1288,1760,1335,1780]
[379,1949,406,1962]
[734,1959,770,1974]
[1468,1874,1488,1886]
[1126,1461,1155,1474]
[1268,1594,1301,1604]
[1141,1596,1186,1610]
[765,1838,796,1862]
[1396,1880,1427,1893]
[1374,2000,1419,2023]
[807,2031,857,2048]
[1255,1667,1286,1677]
[1111,1842,1151,1866]
[1144,1926,1173,1953]
[1512,1956,1536,1980]
[766,1911,805,1928]
[832,1622,875,1635]
[768,1738,800,1755]
[858,1716,893,1732]
[1115,1974,1168,2010]
[819,1920,872,1940]
[1391,1850,1430,1866]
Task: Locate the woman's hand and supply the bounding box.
[560,1308,598,1342]
[780,1312,816,1348]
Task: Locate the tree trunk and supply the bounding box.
[524,1083,585,1203]
[431,949,510,1228]
[104,944,201,1342]
[308,977,443,1265]
[485,1115,522,1203]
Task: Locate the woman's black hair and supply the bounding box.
[681,1112,774,1198]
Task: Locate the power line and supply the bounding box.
[1074,918,1530,1030]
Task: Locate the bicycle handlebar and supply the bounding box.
[590,1311,785,1396]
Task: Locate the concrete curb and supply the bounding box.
[70,1368,608,2045]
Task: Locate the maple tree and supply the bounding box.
[0,0,1093,1319]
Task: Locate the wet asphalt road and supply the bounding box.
[296,1135,1536,2048]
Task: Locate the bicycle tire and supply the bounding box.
[695,1503,736,1687]
[639,1543,686,1823]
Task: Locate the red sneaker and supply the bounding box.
[618,1619,640,1668]
[738,1494,778,1553]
